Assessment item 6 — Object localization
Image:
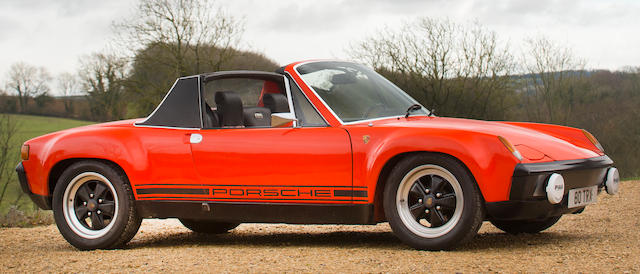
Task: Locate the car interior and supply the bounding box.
[203,86,291,129]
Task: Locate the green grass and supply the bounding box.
[0,114,93,215]
[12,114,93,144]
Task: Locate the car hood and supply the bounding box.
[369,116,600,162]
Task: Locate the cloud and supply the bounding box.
[256,1,373,34]
[1,0,639,84]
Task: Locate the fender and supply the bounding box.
[23,124,199,198]
[23,126,145,196]
[346,126,519,204]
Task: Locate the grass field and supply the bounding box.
[0,114,93,215]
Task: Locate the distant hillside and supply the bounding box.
[0,45,281,121]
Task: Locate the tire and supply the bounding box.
[52,160,142,250]
[179,219,239,234]
[383,154,484,250]
[490,216,561,234]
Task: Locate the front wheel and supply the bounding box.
[383,154,484,250]
[52,161,141,250]
[490,216,562,234]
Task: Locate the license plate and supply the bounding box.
[568,185,598,208]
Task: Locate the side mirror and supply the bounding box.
[271,112,298,127]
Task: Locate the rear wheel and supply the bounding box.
[383,154,484,250]
[179,219,239,234]
[52,161,141,250]
[490,216,562,234]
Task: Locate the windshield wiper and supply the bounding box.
[405,104,423,118]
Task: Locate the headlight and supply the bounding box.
[546,173,565,204]
[498,136,522,161]
[582,129,604,152]
[605,167,620,195]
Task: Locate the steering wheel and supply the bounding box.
[363,103,386,118]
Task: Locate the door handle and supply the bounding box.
[190,133,203,144]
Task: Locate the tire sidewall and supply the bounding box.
[52,161,133,250]
[383,154,483,250]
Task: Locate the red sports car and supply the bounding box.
[16,60,620,250]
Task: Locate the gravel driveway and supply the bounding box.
[1,181,638,273]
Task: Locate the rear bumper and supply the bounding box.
[15,162,51,210]
[486,156,613,220]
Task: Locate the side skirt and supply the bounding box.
[136,200,377,225]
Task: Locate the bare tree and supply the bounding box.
[79,53,128,121]
[57,72,81,114]
[115,0,244,76]
[0,114,18,207]
[349,18,515,119]
[520,37,586,124]
[5,62,52,113]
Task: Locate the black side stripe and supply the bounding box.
[333,190,368,197]
[137,188,209,195]
[136,184,368,189]
[136,196,368,202]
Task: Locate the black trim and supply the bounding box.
[508,156,612,201]
[15,162,51,210]
[509,166,609,201]
[486,200,585,221]
[202,71,284,83]
[137,196,367,202]
[486,156,613,221]
[136,188,209,195]
[333,190,368,197]
[137,76,202,128]
[513,155,613,176]
[27,194,52,211]
[135,200,376,224]
[16,162,30,194]
[135,184,367,188]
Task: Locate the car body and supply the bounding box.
[16,60,620,250]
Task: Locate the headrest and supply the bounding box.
[263,93,290,113]
[243,107,271,127]
[214,91,243,127]
[203,102,219,128]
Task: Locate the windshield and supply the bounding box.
[296,61,428,123]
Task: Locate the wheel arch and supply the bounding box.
[48,158,130,204]
[372,151,483,222]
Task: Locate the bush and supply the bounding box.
[0,206,54,227]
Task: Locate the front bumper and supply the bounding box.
[15,162,51,210]
[486,156,613,221]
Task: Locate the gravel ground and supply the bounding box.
[1,180,638,273]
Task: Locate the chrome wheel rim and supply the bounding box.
[62,172,119,239]
[396,165,464,238]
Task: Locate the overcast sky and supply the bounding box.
[1,0,639,95]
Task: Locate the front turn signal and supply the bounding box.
[498,136,523,161]
[21,144,29,160]
[582,129,604,152]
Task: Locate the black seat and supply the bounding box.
[202,102,219,128]
[263,93,290,113]
[214,91,244,127]
[243,107,271,127]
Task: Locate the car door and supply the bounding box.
[189,73,356,204]
[189,127,353,203]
